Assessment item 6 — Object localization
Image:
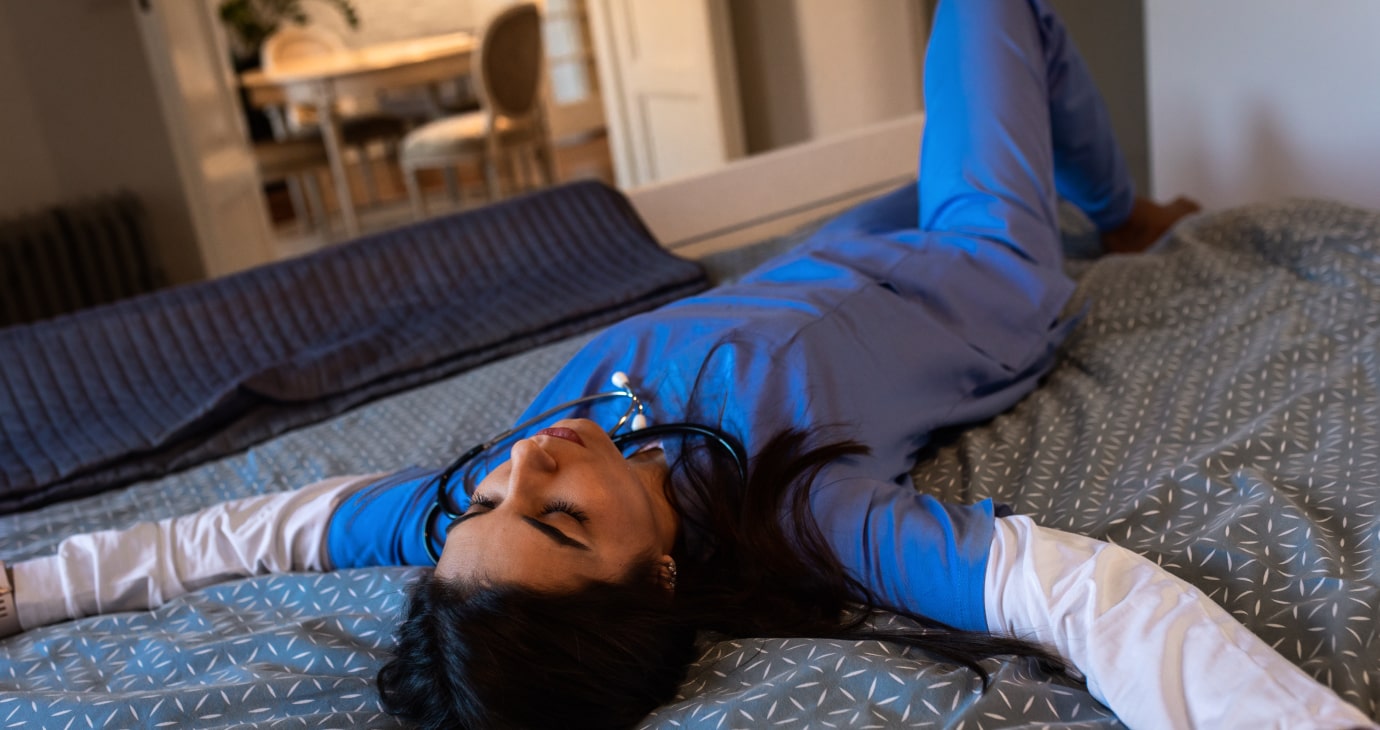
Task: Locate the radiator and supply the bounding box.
[0,193,161,328]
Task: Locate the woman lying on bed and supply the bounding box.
[1,1,1372,729]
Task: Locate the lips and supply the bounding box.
[534,427,585,447]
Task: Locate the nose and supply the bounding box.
[505,438,558,498]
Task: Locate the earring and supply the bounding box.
[663,559,678,591]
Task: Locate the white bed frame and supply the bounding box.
[627,113,925,259]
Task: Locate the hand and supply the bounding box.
[0,562,22,639]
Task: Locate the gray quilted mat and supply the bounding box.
[3,199,1378,728]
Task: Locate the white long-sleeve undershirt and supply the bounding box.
[11,474,379,630]
[985,515,1374,729]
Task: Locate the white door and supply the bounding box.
[587,0,745,188]
[133,0,276,278]
[543,0,606,141]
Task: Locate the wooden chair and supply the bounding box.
[253,137,331,234]
[399,2,556,219]
[261,26,408,204]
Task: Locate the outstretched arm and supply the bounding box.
[1,474,382,637]
[986,515,1375,729]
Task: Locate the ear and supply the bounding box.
[653,555,677,594]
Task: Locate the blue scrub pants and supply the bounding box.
[812,0,1133,369]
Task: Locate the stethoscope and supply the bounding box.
[423,371,747,562]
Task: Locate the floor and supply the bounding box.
[267,133,616,262]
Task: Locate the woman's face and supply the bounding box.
[434,418,677,591]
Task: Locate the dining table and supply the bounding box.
[240,31,477,236]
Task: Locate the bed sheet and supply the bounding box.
[2,199,1378,728]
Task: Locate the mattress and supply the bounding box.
[2,198,1377,728]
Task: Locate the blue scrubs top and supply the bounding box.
[328,0,1135,634]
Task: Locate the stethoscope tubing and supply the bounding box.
[422,373,746,563]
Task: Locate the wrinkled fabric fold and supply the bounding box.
[0,182,706,513]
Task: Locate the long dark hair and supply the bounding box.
[377,428,1064,729]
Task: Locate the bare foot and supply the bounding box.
[1101,196,1202,254]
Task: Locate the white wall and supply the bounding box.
[1147,0,1380,210]
[0,1,59,211]
[0,0,204,284]
[1048,0,1148,195]
[302,0,478,46]
[730,0,924,154]
[794,2,923,142]
[729,0,809,153]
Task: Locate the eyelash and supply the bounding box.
[544,499,590,524]
[468,494,590,524]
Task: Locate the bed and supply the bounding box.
[2,113,1377,728]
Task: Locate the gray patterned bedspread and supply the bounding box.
[2,199,1378,728]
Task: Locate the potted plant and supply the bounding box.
[218,0,361,62]
[218,0,362,140]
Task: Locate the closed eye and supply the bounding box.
[466,493,497,512]
[541,499,589,524]
[464,494,588,522]
[449,494,591,551]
